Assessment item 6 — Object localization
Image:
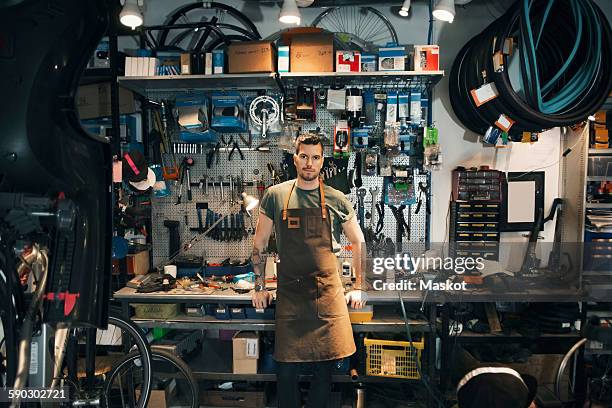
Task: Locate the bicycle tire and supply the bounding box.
[104,349,199,408]
[0,268,17,387]
[157,1,260,51]
[311,6,398,48]
[0,247,23,388]
[96,314,153,408]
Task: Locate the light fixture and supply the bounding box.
[241,192,260,213]
[399,0,411,17]
[120,0,144,30]
[433,0,455,23]
[279,0,301,25]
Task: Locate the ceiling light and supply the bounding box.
[399,0,411,17]
[120,0,143,30]
[279,0,301,25]
[433,0,455,23]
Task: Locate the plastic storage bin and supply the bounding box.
[364,337,424,379]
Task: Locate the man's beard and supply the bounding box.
[298,169,319,181]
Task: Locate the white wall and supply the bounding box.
[132,0,610,247]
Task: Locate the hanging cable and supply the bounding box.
[449,0,612,141]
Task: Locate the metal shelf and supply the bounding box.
[133,313,431,333]
[589,148,612,156]
[451,330,580,340]
[117,73,279,95]
[587,176,612,181]
[117,70,445,96]
[586,202,612,208]
[114,286,427,304]
[280,70,444,89]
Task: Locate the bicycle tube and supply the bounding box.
[157,1,260,50]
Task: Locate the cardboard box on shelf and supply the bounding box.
[76,83,136,120]
[228,41,276,73]
[414,44,440,71]
[290,33,334,72]
[336,51,361,72]
[378,45,406,71]
[126,250,150,275]
[180,53,191,75]
[213,49,224,74]
[232,331,259,374]
[278,45,290,72]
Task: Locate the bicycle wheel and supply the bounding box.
[0,248,24,388]
[104,349,199,408]
[156,2,260,52]
[62,314,152,408]
[311,6,398,52]
[0,267,17,388]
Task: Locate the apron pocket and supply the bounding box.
[305,215,323,238]
[276,294,298,319]
[316,279,345,318]
[276,279,316,319]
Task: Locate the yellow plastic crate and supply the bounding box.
[364,337,424,379]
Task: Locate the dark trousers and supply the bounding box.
[276,360,336,408]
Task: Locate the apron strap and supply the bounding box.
[282,181,297,221]
[319,178,327,219]
[282,178,327,220]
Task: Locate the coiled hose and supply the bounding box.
[449,0,612,140]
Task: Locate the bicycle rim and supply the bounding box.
[92,315,152,408]
[104,350,198,408]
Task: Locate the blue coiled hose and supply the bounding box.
[449,0,612,139]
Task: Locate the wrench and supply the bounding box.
[219,175,224,201]
[369,186,379,228]
[227,175,233,203]
[356,188,367,231]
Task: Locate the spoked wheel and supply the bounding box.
[311,6,399,52]
[61,314,152,408]
[0,249,23,389]
[155,2,261,52]
[104,349,199,408]
[0,267,18,388]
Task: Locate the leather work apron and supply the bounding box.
[273,179,356,362]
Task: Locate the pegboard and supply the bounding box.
[148,87,430,268]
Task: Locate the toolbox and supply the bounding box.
[452,168,504,202]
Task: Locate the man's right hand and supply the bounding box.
[252,290,273,309]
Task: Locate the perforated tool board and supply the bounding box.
[149,87,430,268]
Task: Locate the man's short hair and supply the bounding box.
[295,133,323,155]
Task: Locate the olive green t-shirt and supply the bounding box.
[259,179,355,254]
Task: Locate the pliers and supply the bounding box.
[239,133,252,148]
[206,142,221,168]
[228,141,244,161]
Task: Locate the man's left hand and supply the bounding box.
[345,290,368,309]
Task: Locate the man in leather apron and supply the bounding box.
[251,134,367,408]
